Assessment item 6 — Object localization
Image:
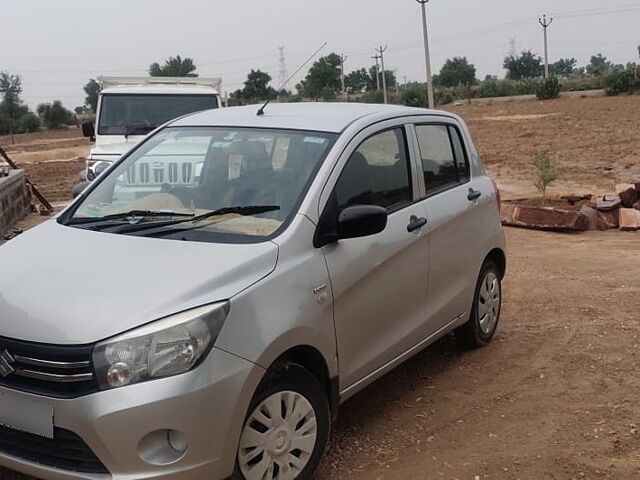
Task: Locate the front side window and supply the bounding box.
[416,124,470,194]
[98,94,218,136]
[334,128,412,212]
[65,127,337,242]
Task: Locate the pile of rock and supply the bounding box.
[501,184,640,232]
[582,184,640,231]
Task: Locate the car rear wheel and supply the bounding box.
[235,364,330,480]
[455,261,502,348]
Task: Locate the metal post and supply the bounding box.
[539,14,553,79]
[417,0,435,108]
[376,46,388,104]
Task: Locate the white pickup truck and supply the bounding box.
[81,76,222,181]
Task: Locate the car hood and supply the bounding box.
[90,138,144,158]
[0,221,278,344]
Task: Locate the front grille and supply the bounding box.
[0,424,109,474]
[0,337,98,398]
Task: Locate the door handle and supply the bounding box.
[467,188,482,201]
[407,215,427,233]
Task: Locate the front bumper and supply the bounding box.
[0,348,265,480]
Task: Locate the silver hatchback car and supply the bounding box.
[0,103,505,480]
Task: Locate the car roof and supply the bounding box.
[101,85,220,95]
[170,102,453,133]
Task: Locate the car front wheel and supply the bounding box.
[235,363,330,480]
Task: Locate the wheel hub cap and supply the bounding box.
[238,391,318,480]
[478,271,500,335]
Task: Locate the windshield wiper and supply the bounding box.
[106,205,281,235]
[122,123,157,138]
[67,210,195,227]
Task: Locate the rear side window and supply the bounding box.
[334,128,412,211]
[415,124,469,194]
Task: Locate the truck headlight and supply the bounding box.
[92,302,230,389]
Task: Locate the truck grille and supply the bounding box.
[0,424,109,474]
[0,337,98,398]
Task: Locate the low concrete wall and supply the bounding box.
[0,170,30,236]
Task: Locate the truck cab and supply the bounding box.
[82,76,222,181]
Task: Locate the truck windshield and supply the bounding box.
[98,94,218,135]
[65,127,337,243]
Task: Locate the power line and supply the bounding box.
[539,14,554,78]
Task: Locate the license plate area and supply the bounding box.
[0,391,53,438]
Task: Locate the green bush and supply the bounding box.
[604,66,640,96]
[15,113,39,133]
[476,78,541,98]
[536,76,560,100]
[434,85,469,106]
[37,100,74,129]
[400,83,426,107]
[559,76,603,92]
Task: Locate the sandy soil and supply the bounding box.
[1,96,640,480]
[443,94,640,200]
[2,227,639,480]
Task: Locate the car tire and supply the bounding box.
[455,261,502,349]
[233,363,330,480]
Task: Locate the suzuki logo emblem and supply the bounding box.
[0,349,15,378]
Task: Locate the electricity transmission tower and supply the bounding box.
[538,15,553,79]
[508,37,517,57]
[375,45,389,104]
[277,46,288,90]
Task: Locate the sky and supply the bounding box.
[1,0,639,109]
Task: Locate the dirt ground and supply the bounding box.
[1,95,640,479]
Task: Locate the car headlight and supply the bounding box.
[92,301,230,389]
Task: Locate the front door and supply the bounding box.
[321,125,430,390]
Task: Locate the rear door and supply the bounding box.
[320,122,430,391]
[413,122,483,331]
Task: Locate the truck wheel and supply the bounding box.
[455,261,502,348]
[235,363,330,480]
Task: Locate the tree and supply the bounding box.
[586,54,614,77]
[532,152,559,202]
[149,55,197,77]
[368,66,396,91]
[0,72,24,143]
[83,79,100,112]
[37,100,74,129]
[503,51,544,79]
[242,70,277,102]
[550,58,578,77]
[437,57,476,87]
[345,68,370,94]
[301,53,342,100]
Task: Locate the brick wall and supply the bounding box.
[0,170,30,236]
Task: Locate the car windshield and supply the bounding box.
[66,127,337,242]
[98,94,218,135]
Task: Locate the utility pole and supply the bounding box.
[371,54,381,90]
[416,0,435,108]
[376,45,388,104]
[340,54,347,98]
[539,14,553,79]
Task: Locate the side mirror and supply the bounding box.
[71,181,91,199]
[314,203,387,247]
[82,121,95,140]
[337,205,388,240]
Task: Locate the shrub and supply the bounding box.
[536,76,560,100]
[476,78,541,98]
[400,82,426,107]
[560,76,603,92]
[604,66,640,96]
[37,100,74,129]
[532,152,560,200]
[434,85,469,106]
[15,113,39,133]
